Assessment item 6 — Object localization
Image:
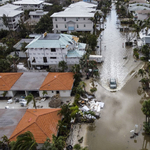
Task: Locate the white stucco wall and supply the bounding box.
[39,90,71,97]
[0,91,14,97]
[53,17,93,33]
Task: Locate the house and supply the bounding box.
[142,36,150,46]
[51,1,98,33]
[13,39,33,58]
[0,4,23,31]
[25,33,86,69]
[0,109,26,139]
[0,73,23,97]
[13,0,44,10]
[24,10,49,26]
[39,72,74,97]
[0,72,74,98]
[9,109,61,144]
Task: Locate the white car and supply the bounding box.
[7,99,13,104]
[20,101,27,107]
[19,99,26,103]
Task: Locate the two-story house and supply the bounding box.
[26,33,86,69]
[51,1,97,33]
[0,4,23,31]
[13,0,44,10]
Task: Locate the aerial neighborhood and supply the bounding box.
[0,0,150,149]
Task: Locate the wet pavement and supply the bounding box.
[97,3,143,91]
[85,2,150,150]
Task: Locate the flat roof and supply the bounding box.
[0,109,26,138]
[11,72,48,91]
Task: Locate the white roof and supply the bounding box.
[0,4,23,17]
[29,10,48,16]
[51,1,97,18]
[13,0,43,5]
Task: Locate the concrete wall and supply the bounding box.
[0,91,14,97]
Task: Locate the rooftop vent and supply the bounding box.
[54,75,56,78]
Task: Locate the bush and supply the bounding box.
[90,87,97,93]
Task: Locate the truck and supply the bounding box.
[89,55,103,63]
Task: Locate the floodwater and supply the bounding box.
[86,3,150,150]
[97,3,142,91]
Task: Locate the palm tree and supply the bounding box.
[58,104,71,123]
[11,131,38,150]
[132,20,145,38]
[79,81,86,92]
[42,90,48,97]
[138,69,146,78]
[58,60,68,72]
[25,93,37,109]
[142,99,150,122]
[70,105,80,119]
[0,135,10,150]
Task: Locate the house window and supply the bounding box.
[76,18,78,21]
[43,57,47,63]
[32,57,36,63]
[50,57,56,59]
[77,25,79,28]
[56,24,58,28]
[55,18,57,21]
[56,91,60,94]
[83,18,85,20]
[52,91,54,93]
[65,25,67,28]
[64,18,66,21]
[51,48,56,52]
[84,24,86,27]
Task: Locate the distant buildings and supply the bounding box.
[0,4,23,31]
[51,1,98,33]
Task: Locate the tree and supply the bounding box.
[70,105,80,119]
[11,131,38,150]
[0,59,11,72]
[42,91,48,97]
[42,135,65,150]
[2,14,9,30]
[25,93,37,109]
[142,99,150,134]
[79,81,86,92]
[141,45,150,61]
[73,144,88,150]
[58,60,68,72]
[87,34,97,50]
[58,103,71,123]
[0,135,10,150]
[138,69,146,78]
[132,20,145,38]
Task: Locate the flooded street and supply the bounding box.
[98,3,142,90]
[85,3,150,150]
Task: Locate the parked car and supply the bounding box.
[19,99,26,103]
[109,79,117,89]
[20,101,27,107]
[7,99,13,104]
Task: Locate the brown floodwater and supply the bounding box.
[86,2,150,150]
[86,75,150,150]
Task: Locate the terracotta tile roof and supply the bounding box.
[40,72,74,91]
[9,108,61,143]
[0,73,22,91]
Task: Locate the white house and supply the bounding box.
[25,33,86,69]
[13,0,44,10]
[51,1,98,33]
[0,4,23,31]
